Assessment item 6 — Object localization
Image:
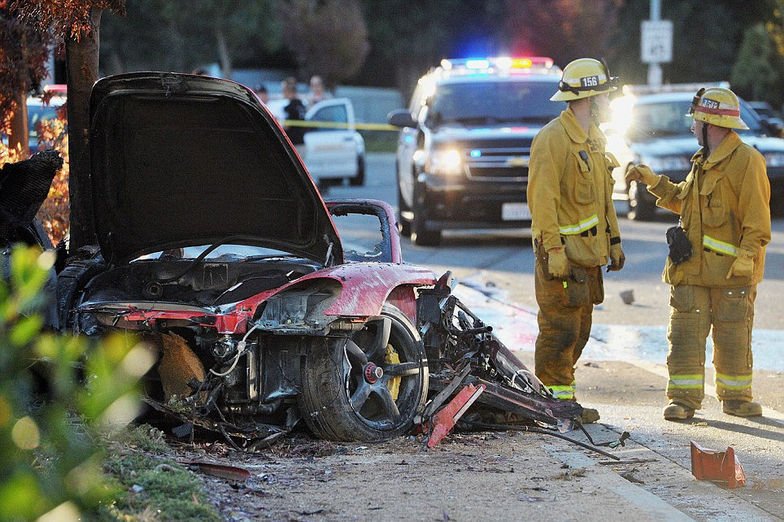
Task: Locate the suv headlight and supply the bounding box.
[427,148,464,175]
[764,152,784,167]
[645,155,691,172]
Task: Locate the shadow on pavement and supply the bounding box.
[705,418,784,443]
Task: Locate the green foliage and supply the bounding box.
[101,427,220,521]
[278,0,369,86]
[732,24,784,107]
[611,0,778,86]
[100,0,280,75]
[0,245,150,520]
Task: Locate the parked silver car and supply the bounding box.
[604,86,784,219]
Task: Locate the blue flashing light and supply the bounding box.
[470,149,482,158]
[465,59,490,70]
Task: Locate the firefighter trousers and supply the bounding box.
[534,261,604,400]
[667,284,756,409]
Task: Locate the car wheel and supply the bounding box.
[349,155,365,186]
[56,259,104,332]
[396,183,412,238]
[627,180,654,221]
[298,304,428,442]
[411,183,441,246]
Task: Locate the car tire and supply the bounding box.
[56,259,104,332]
[349,154,365,186]
[411,182,441,246]
[627,180,654,221]
[298,304,429,442]
[396,164,412,237]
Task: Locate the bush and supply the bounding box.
[0,245,152,520]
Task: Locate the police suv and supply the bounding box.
[388,57,565,245]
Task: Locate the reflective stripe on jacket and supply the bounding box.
[529,108,621,268]
[647,132,771,287]
[548,383,575,400]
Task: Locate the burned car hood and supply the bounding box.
[89,72,341,264]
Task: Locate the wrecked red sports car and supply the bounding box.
[55,72,579,446]
[56,72,436,443]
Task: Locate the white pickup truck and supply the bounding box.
[267,97,366,188]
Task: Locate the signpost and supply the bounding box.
[641,20,673,64]
[642,0,672,87]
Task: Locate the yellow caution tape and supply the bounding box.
[281,119,399,131]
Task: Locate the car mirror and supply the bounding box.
[388,109,417,128]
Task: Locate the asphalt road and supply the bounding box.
[319,153,784,519]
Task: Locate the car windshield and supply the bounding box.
[134,244,293,261]
[628,99,762,139]
[428,80,564,126]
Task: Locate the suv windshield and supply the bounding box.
[428,81,564,126]
[629,99,762,139]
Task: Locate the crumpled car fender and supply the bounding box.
[250,262,436,320]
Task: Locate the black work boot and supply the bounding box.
[663,401,695,421]
[577,405,600,424]
[722,400,762,417]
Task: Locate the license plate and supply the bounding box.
[502,202,531,221]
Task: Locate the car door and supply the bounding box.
[304,98,358,182]
[326,199,402,264]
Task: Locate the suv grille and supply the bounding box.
[465,146,530,182]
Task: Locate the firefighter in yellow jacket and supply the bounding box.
[528,58,625,424]
[627,87,771,420]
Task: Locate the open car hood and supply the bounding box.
[89,72,341,264]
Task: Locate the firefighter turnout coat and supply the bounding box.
[528,108,621,399]
[529,108,621,267]
[648,131,770,287]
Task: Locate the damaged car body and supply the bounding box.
[55,72,580,445]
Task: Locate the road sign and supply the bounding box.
[641,20,673,63]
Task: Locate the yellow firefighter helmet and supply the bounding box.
[550,58,618,102]
[690,87,749,130]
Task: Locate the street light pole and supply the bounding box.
[647,0,662,86]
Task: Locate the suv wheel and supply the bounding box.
[349,154,365,186]
[396,163,412,237]
[627,180,654,221]
[298,304,428,441]
[411,182,441,246]
[412,216,441,246]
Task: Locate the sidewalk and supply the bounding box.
[450,283,784,520]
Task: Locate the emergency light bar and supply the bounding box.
[440,56,559,74]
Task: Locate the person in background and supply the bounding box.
[254,85,269,104]
[527,58,625,425]
[307,75,331,106]
[281,77,307,146]
[626,87,771,421]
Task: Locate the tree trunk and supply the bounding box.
[66,7,102,250]
[8,91,30,158]
[9,29,30,158]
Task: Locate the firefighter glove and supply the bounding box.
[608,243,625,271]
[726,253,754,279]
[546,246,569,279]
[625,164,658,186]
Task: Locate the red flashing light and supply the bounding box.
[43,84,68,94]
